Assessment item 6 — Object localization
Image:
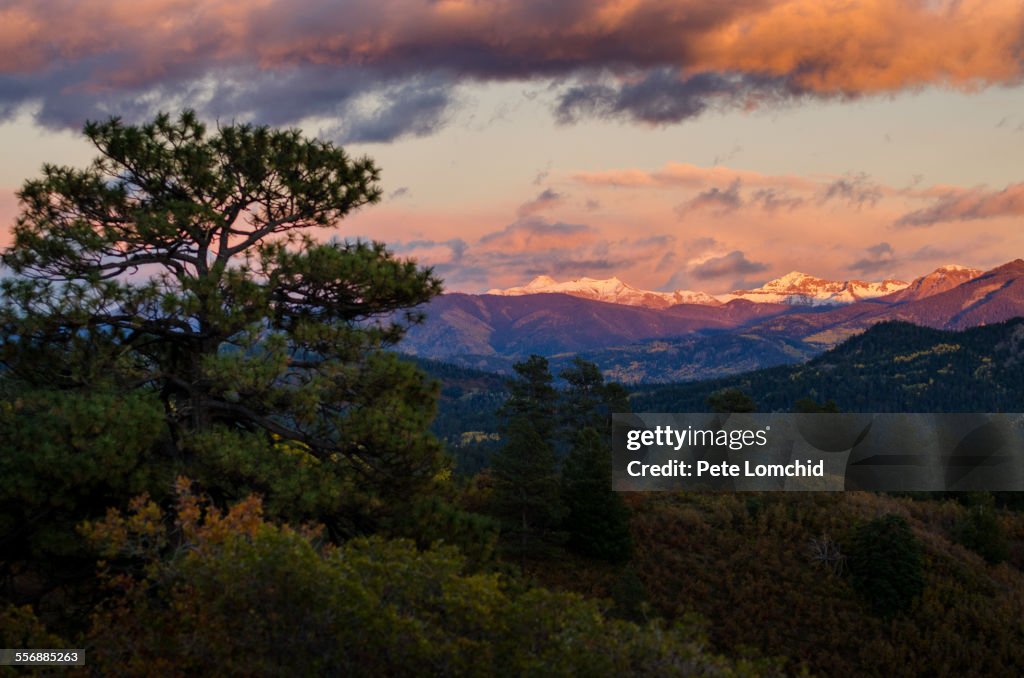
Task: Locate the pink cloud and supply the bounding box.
[896,182,1024,227]
[1,1,1022,136]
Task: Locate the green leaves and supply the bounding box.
[1,109,445,535]
[848,514,925,617]
[82,486,764,677]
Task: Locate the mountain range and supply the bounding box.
[484,268,948,308]
[402,260,1024,381]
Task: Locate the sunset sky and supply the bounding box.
[3,0,1024,293]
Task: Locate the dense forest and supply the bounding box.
[631,319,1024,413]
[3,112,1024,676]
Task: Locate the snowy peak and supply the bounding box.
[523,275,558,289]
[485,276,722,308]
[484,265,988,310]
[721,272,909,306]
[883,264,983,302]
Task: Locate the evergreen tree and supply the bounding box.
[848,514,924,617]
[501,355,558,440]
[556,358,632,561]
[560,427,632,563]
[0,111,445,540]
[706,387,757,413]
[489,417,563,563]
[560,357,607,430]
[560,356,630,431]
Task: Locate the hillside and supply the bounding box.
[404,261,1024,380]
[631,318,1024,413]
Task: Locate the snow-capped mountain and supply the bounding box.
[718,272,909,306]
[485,276,721,308]
[881,264,983,302]
[484,267,984,310]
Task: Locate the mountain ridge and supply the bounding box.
[403,260,1024,380]
[484,268,926,309]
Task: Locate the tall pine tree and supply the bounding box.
[0,111,446,543]
[490,356,563,562]
[559,358,632,562]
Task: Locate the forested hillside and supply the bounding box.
[632,319,1024,413]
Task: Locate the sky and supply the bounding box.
[2,0,1024,294]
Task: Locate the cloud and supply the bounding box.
[555,69,798,126]
[819,172,883,209]
[478,216,595,250]
[517,188,566,217]
[676,178,743,216]
[573,162,816,191]
[895,182,1024,227]
[655,250,677,272]
[690,250,768,279]
[750,188,803,212]
[1,0,1023,138]
[848,241,896,274]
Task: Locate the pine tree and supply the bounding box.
[490,416,563,563]
[0,111,446,537]
[561,427,632,563]
[501,355,558,440]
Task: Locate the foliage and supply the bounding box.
[490,417,564,562]
[847,514,925,618]
[625,492,1024,676]
[561,427,633,563]
[634,319,1024,413]
[500,355,558,440]
[0,111,445,536]
[954,493,1009,564]
[792,397,839,413]
[0,386,166,616]
[80,481,775,677]
[706,388,756,413]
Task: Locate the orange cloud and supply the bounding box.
[574,162,817,191]
[896,182,1024,227]
[1,1,1021,136]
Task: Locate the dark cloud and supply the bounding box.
[1,1,1020,139]
[322,76,455,143]
[849,241,896,274]
[712,145,743,166]
[479,215,592,246]
[687,236,720,252]
[388,186,410,200]
[750,188,804,212]
[556,69,800,126]
[676,178,744,216]
[655,251,677,272]
[819,173,883,209]
[895,183,1024,227]
[517,188,565,217]
[867,242,894,257]
[691,251,768,279]
[393,237,468,262]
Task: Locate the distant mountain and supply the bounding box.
[403,260,1024,380]
[719,271,908,306]
[564,331,819,384]
[484,271,911,308]
[882,264,982,302]
[402,292,790,369]
[748,260,1024,347]
[884,259,1024,330]
[486,275,721,308]
[631,317,1024,413]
